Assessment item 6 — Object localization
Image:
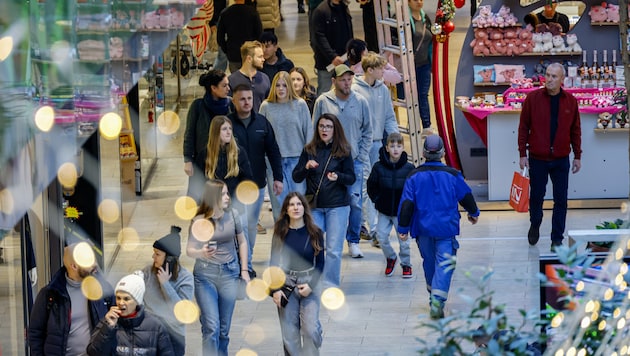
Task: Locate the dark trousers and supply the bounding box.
[528,156,570,242]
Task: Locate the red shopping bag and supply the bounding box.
[509,168,529,213]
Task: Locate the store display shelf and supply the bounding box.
[591,21,630,26]
[111,57,145,62]
[474,51,581,57]
[474,82,541,87]
[76,29,111,35]
[472,23,523,28]
[594,128,630,132]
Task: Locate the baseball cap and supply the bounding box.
[424,134,445,153]
[333,64,354,78]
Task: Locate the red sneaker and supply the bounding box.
[402,266,413,278]
[385,257,397,276]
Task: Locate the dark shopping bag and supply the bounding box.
[509,168,529,213]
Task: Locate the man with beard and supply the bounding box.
[228,41,271,112]
[28,241,114,355]
[313,64,372,260]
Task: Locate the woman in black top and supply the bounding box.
[270,192,325,356]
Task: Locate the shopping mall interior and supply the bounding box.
[1,0,629,354]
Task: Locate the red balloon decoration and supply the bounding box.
[442,20,455,34]
[454,0,465,9]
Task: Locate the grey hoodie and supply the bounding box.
[351,76,399,141]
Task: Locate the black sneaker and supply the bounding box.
[298,5,306,13]
[429,301,445,319]
[551,241,563,252]
[528,225,540,246]
[360,226,371,240]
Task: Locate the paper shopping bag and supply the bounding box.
[509,168,529,213]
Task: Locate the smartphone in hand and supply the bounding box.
[280,294,289,308]
[162,256,176,275]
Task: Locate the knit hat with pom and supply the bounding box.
[153,226,182,257]
[115,271,145,305]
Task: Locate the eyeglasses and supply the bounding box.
[318,125,334,131]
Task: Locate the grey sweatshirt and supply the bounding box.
[351,76,399,141]
[259,99,314,158]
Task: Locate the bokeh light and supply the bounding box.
[262,266,286,290]
[173,300,199,324]
[34,105,55,132]
[580,316,590,328]
[99,112,123,140]
[575,280,585,292]
[174,196,198,220]
[191,219,214,242]
[566,347,576,356]
[321,287,345,310]
[242,323,266,346]
[81,275,103,301]
[57,162,78,188]
[73,242,96,268]
[98,199,120,224]
[235,181,260,205]
[117,227,140,251]
[618,318,626,329]
[604,288,614,301]
[554,350,564,356]
[598,320,607,330]
[246,279,269,302]
[0,188,14,214]
[577,349,586,356]
[50,40,72,63]
[157,110,180,135]
[235,349,257,356]
[0,36,13,61]
[551,312,564,328]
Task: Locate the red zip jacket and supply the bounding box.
[518,87,582,161]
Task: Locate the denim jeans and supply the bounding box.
[312,206,350,287]
[415,235,459,304]
[267,156,305,221]
[246,187,266,271]
[346,160,364,244]
[316,69,333,96]
[193,259,240,356]
[361,141,382,233]
[277,276,323,356]
[529,157,570,243]
[375,213,411,266]
[213,48,228,72]
[415,63,432,128]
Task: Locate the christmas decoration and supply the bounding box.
[434,0,456,42]
[454,0,465,9]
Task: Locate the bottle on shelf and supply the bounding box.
[579,50,589,88]
[611,49,618,87]
[590,50,599,89]
[599,50,608,88]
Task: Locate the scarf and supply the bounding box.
[203,93,230,116]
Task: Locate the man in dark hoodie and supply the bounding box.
[260,31,295,81]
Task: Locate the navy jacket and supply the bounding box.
[28,267,114,356]
[261,48,295,82]
[229,111,283,188]
[367,148,415,217]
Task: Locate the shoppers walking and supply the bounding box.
[216,0,263,73]
[270,192,325,355]
[367,133,415,277]
[397,135,480,319]
[259,71,313,220]
[186,179,250,355]
[313,64,372,259]
[293,113,355,288]
[29,242,114,356]
[87,272,174,355]
[409,0,434,130]
[518,62,582,250]
[142,226,194,356]
[184,69,232,204]
[229,84,283,275]
[289,67,317,115]
[228,41,271,113]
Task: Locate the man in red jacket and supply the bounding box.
[518,62,582,251]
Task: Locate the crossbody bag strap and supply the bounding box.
[313,153,333,198]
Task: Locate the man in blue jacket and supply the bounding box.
[28,242,114,355]
[229,83,283,276]
[397,135,479,319]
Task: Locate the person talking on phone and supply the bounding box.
[270,192,325,355]
[142,226,194,356]
[186,179,250,355]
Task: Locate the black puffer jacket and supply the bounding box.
[87,306,174,356]
[367,148,415,216]
[292,142,355,208]
[28,267,114,356]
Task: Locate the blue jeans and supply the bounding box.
[267,157,305,221]
[529,157,570,243]
[213,48,228,72]
[375,213,411,266]
[415,63,432,128]
[346,160,364,244]
[193,259,240,356]
[312,206,350,287]
[362,141,382,233]
[244,187,266,271]
[316,69,333,96]
[415,235,459,304]
[277,276,322,356]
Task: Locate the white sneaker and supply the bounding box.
[349,243,364,258]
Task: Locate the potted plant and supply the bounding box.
[588,219,628,252]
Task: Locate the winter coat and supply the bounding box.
[367,148,415,216]
[518,87,582,161]
[398,161,480,238]
[261,48,295,82]
[292,142,356,208]
[257,0,281,30]
[216,4,263,62]
[183,96,233,169]
[310,0,353,70]
[211,144,254,196]
[87,306,174,356]
[228,111,283,188]
[28,267,114,356]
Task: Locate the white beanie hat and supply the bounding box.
[115,271,145,305]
